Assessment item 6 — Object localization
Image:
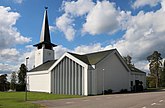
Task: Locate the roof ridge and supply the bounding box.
[68,49,116,65]
[83,49,116,56]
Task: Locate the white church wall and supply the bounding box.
[43,49,54,63]
[35,49,43,67]
[131,72,146,89]
[35,48,54,67]
[96,52,130,94]
[27,71,51,93]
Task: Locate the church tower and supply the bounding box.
[33,7,57,67]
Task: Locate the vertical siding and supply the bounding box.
[51,57,84,95]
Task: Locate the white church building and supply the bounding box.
[27,8,146,96]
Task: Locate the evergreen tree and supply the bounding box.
[18,64,27,85]
[147,51,162,88]
[123,55,134,68]
[17,64,27,91]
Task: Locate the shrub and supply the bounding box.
[120,89,128,93]
[103,89,113,94]
[16,84,26,91]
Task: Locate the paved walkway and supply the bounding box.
[32,91,165,108]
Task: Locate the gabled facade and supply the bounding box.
[28,49,133,96]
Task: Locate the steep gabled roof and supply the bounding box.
[69,49,116,65]
[29,60,57,72]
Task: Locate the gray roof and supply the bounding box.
[29,60,56,72]
[69,49,116,65]
[28,49,116,72]
[130,66,146,74]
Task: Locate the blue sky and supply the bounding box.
[0,0,165,74]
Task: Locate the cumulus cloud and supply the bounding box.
[132,0,161,9]
[63,0,94,16]
[54,45,69,59]
[113,6,165,60]
[56,14,75,41]
[82,1,121,35]
[0,6,31,49]
[57,0,129,40]
[0,6,31,74]
[0,63,18,74]
[56,0,94,41]
[74,43,103,54]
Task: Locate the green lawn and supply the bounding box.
[0,92,81,108]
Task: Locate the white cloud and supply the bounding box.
[0,6,31,74]
[0,47,34,74]
[114,7,165,60]
[0,48,21,65]
[74,43,103,54]
[134,60,149,73]
[49,26,56,32]
[161,0,165,11]
[0,6,31,49]
[56,0,94,41]
[0,63,18,74]
[82,1,121,35]
[132,0,161,9]
[99,1,165,73]
[56,14,75,41]
[63,0,94,16]
[13,0,23,4]
[54,45,69,59]
[56,0,128,40]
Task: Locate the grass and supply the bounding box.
[144,87,165,92]
[0,92,81,108]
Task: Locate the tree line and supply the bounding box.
[0,64,27,91]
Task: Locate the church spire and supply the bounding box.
[34,7,57,49]
[40,7,50,43]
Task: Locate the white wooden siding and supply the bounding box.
[51,57,85,95]
[96,52,130,94]
[27,71,51,93]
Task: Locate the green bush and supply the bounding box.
[120,89,128,93]
[16,84,26,91]
[103,89,113,94]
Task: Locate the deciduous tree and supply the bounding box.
[160,60,165,87]
[10,72,17,90]
[0,74,10,91]
[147,51,162,88]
